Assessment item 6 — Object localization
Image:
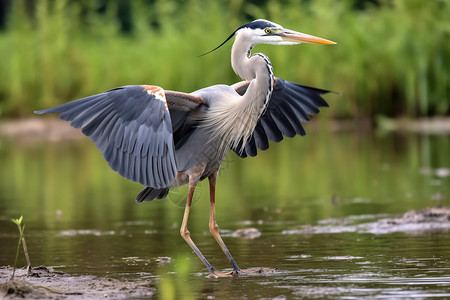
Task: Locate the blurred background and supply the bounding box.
[0,1,449,298]
[0,0,448,120]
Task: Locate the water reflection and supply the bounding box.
[0,130,449,298]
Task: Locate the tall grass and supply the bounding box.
[0,0,448,119]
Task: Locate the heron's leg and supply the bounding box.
[180,176,235,277]
[208,171,241,272]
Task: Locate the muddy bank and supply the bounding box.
[283,206,450,235]
[0,266,154,299]
[377,117,450,134]
[0,118,83,141]
[3,117,450,142]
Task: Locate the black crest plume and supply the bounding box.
[199,29,238,57]
[199,20,275,57]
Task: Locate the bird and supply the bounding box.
[35,19,336,277]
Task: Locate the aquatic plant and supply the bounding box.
[10,215,31,280]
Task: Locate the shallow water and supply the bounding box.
[1,128,449,299]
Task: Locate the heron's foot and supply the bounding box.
[206,268,278,278]
[207,269,238,278]
[235,267,279,276]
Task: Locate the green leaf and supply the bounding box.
[10,215,23,226]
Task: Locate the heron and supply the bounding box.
[35,19,336,277]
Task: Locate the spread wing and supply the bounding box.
[233,78,330,158]
[35,85,205,188]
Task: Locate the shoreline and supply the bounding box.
[1,116,450,142]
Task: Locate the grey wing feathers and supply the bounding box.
[136,186,170,202]
[165,90,206,135]
[234,78,330,158]
[165,90,206,111]
[35,85,177,189]
[164,90,207,150]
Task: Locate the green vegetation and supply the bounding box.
[157,255,199,300]
[0,0,449,119]
[10,216,30,280]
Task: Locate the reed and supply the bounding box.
[0,0,448,119]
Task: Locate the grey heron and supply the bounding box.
[36,19,336,277]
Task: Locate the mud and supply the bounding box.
[283,206,450,235]
[0,118,83,141]
[3,117,450,142]
[231,227,261,239]
[0,266,154,299]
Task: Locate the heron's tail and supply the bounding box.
[136,187,170,203]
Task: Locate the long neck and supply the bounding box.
[231,33,274,109]
[229,33,274,149]
[202,33,274,154]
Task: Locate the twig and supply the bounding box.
[21,225,32,275]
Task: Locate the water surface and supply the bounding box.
[0,129,449,299]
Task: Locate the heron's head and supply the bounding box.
[202,19,335,56]
[236,19,336,46]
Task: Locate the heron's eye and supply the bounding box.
[265,28,271,34]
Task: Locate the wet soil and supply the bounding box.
[2,117,450,141]
[283,206,450,235]
[0,266,154,299]
[0,118,83,141]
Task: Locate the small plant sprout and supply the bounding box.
[10,216,31,280]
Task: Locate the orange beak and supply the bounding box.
[281,30,336,45]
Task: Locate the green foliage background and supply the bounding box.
[1,0,449,119]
